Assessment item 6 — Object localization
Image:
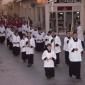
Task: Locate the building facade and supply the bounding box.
[2,0,45,30]
[1,0,85,33]
[45,0,85,33]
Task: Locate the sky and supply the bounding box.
[2,0,14,5]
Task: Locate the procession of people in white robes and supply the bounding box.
[0,18,84,80]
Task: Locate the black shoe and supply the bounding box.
[76,76,81,79]
[55,64,57,67]
[69,74,72,77]
[46,77,51,79]
[65,62,69,66]
[27,64,32,67]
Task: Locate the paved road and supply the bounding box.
[0,42,85,85]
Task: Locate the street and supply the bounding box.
[0,42,85,85]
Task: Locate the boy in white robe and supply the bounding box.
[12,31,20,56]
[42,43,56,79]
[20,34,28,63]
[26,32,35,67]
[51,31,61,66]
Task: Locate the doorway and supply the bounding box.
[57,11,80,33]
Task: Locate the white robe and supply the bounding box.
[32,30,38,40]
[6,28,11,39]
[68,38,83,62]
[42,50,56,68]
[52,36,61,53]
[77,26,84,41]
[36,33,44,43]
[20,38,27,52]
[22,24,28,34]
[25,26,30,33]
[29,29,34,34]
[44,35,53,46]
[9,31,14,43]
[26,37,35,54]
[63,37,71,51]
[12,35,20,47]
[0,26,5,37]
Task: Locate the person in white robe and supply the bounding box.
[51,31,61,66]
[32,27,38,40]
[42,43,56,79]
[77,22,84,48]
[12,31,20,56]
[20,34,28,63]
[6,26,11,47]
[26,32,35,67]
[68,32,83,79]
[44,31,53,50]
[22,22,28,34]
[63,31,71,65]
[0,24,5,44]
[36,30,45,51]
[29,26,34,35]
[9,28,14,50]
[18,26,23,39]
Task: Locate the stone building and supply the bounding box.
[1,0,85,33]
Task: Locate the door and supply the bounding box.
[57,12,64,33]
[65,12,72,31]
[57,11,72,33]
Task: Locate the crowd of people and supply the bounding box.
[0,15,84,80]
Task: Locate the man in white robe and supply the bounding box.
[68,32,83,79]
[77,22,84,48]
[44,31,53,50]
[63,31,71,65]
